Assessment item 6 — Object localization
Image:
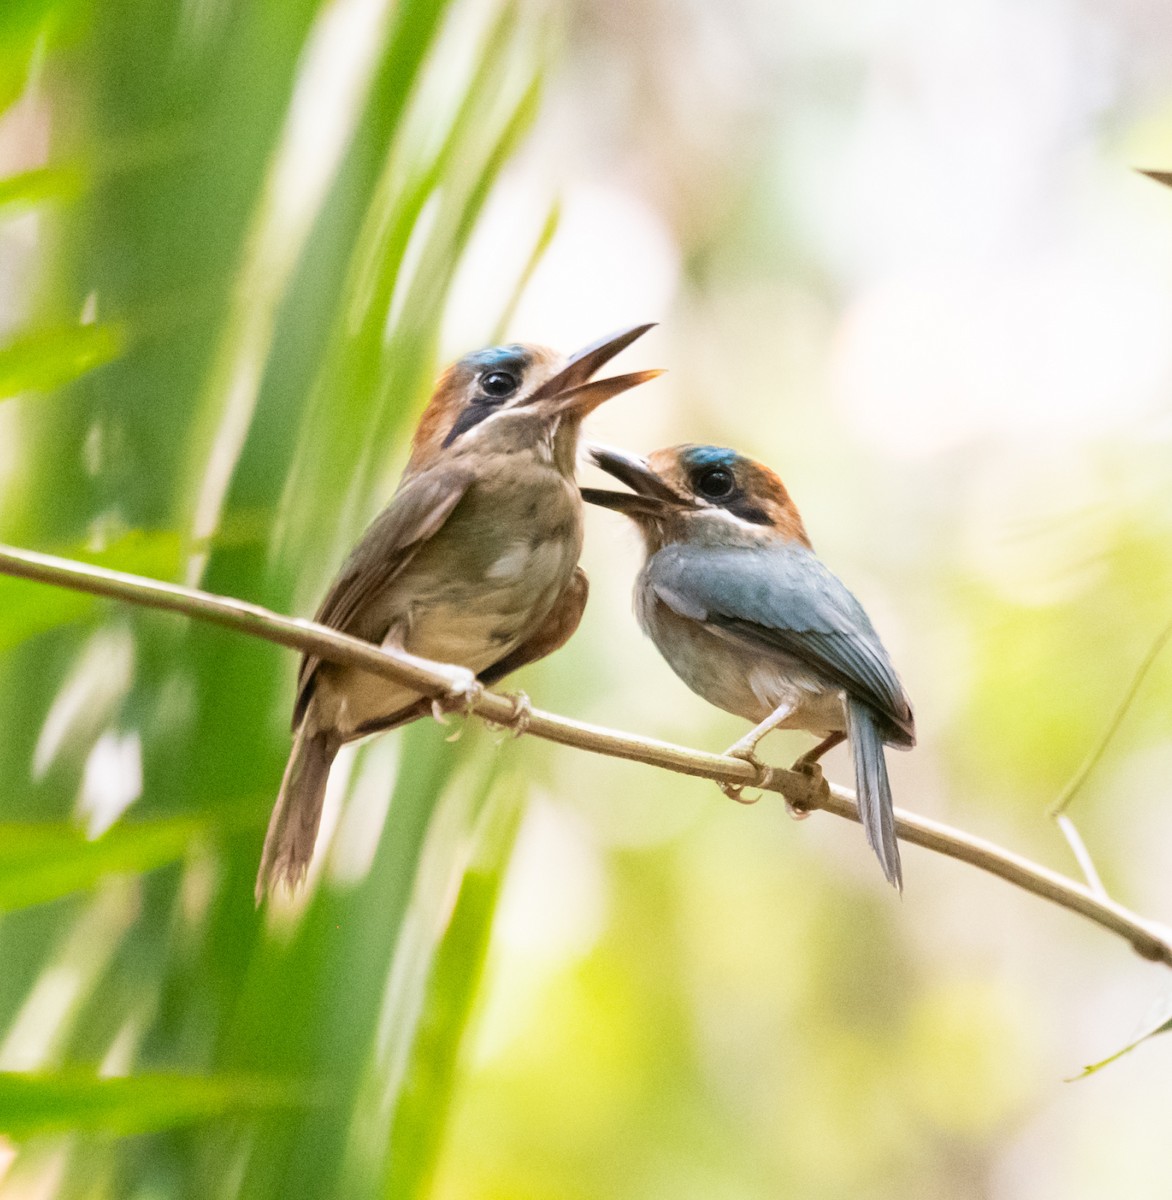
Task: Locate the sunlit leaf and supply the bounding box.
[0,816,215,911]
[381,767,522,1198]
[0,0,49,114]
[0,165,86,214]
[0,323,126,401]
[0,1069,304,1137]
[0,0,63,42]
[1068,990,1172,1080]
[0,573,93,650]
[0,530,182,651]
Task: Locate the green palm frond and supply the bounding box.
[0,1,551,1195]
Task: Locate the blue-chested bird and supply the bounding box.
[582,443,914,889]
[257,326,661,899]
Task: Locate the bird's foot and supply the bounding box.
[430,667,482,726]
[720,744,773,806]
[485,690,533,739]
[505,691,532,738]
[724,727,765,763]
[784,756,829,820]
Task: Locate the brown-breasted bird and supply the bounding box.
[257,327,660,899]
[583,444,914,889]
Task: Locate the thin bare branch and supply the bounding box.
[1051,617,1172,817]
[1054,814,1108,898]
[2,541,1171,969]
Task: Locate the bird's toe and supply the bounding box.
[430,667,482,726]
[720,744,772,805]
[784,756,830,818]
[506,690,532,737]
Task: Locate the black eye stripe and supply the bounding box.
[728,499,771,525]
[442,404,496,447]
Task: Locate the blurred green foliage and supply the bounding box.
[0,0,545,1195]
[4,0,1172,1198]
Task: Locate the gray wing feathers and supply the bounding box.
[647,543,913,743]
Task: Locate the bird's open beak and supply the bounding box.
[581,444,683,517]
[523,324,662,417]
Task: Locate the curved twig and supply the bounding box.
[1,541,1170,968]
[1051,618,1172,818]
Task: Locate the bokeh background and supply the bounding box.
[3,0,1172,1196]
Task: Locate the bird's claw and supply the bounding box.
[720,746,772,806]
[784,757,829,820]
[485,690,533,739]
[505,690,532,738]
[430,667,482,726]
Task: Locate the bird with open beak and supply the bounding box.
[583,444,914,890]
[257,326,661,899]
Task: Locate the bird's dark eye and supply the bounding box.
[696,466,736,500]
[480,370,519,400]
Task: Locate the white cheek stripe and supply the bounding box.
[696,506,773,537]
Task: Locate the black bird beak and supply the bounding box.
[581,444,682,517]
[523,324,662,416]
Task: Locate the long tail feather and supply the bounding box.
[255,725,339,903]
[846,698,903,891]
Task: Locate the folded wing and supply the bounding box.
[646,542,914,746]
